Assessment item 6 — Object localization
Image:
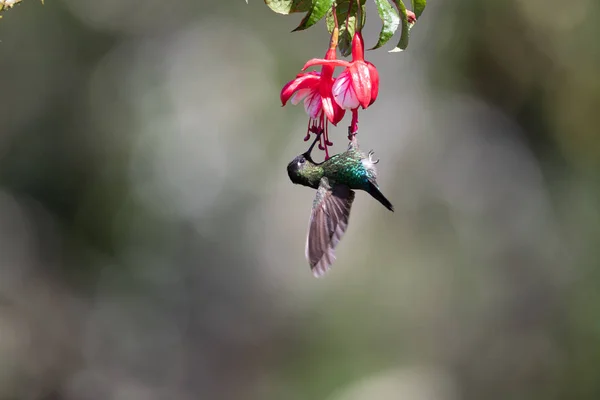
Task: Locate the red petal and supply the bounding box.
[290,88,314,105]
[351,32,366,62]
[332,102,346,125]
[320,86,346,125]
[304,90,323,118]
[321,95,336,123]
[332,70,360,110]
[318,78,337,123]
[302,58,351,71]
[349,62,372,109]
[280,72,320,105]
[366,62,379,106]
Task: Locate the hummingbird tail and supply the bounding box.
[367,182,394,212]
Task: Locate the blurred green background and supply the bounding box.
[1,0,599,399]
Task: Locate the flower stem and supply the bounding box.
[349,109,359,139]
[329,4,339,50]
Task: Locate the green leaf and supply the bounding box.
[324,0,366,56]
[264,0,312,15]
[325,1,367,34]
[389,0,410,52]
[338,29,353,56]
[411,0,426,18]
[371,0,399,50]
[293,0,334,31]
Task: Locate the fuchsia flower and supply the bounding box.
[302,31,379,137]
[281,34,345,159]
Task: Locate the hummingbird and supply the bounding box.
[287,132,394,277]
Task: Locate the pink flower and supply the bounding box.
[301,31,379,135]
[281,38,345,160]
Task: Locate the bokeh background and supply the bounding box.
[0,0,599,399]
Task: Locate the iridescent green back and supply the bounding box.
[321,147,374,190]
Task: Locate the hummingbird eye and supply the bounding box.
[299,157,305,165]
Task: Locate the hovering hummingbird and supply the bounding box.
[287,132,394,277]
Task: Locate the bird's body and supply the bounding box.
[287,136,393,277]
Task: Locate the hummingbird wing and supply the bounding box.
[305,177,355,277]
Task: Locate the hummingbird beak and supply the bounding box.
[304,130,322,158]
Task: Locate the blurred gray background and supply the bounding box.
[0,0,599,399]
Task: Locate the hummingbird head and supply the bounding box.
[287,132,324,188]
[287,152,318,187]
